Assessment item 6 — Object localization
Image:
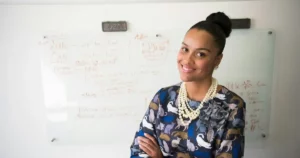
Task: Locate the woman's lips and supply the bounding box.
[182,65,195,73]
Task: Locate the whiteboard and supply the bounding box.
[38,29,275,148]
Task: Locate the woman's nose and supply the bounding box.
[183,53,194,65]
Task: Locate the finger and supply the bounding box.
[144,133,158,146]
[138,137,155,147]
[138,137,155,149]
[139,143,153,156]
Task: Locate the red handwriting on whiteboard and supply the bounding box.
[141,40,169,53]
[242,80,252,90]
[250,100,264,105]
[135,34,146,40]
[250,119,259,131]
[257,81,266,87]
[50,40,67,50]
[226,80,267,90]
[254,108,260,112]
[234,82,241,89]
[82,92,97,98]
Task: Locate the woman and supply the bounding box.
[130,12,246,158]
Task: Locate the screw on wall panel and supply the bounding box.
[51,138,56,142]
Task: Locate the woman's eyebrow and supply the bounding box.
[182,42,211,53]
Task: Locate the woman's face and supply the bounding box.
[177,28,222,82]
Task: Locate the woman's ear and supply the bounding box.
[215,54,223,67]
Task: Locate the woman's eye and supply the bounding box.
[196,52,206,57]
[181,47,188,53]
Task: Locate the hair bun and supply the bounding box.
[206,12,232,38]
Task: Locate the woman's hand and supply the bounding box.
[138,133,163,158]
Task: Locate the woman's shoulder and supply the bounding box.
[152,82,182,105]
[154,82,182,93]
[161,82,182,92]
[218,85,246,108]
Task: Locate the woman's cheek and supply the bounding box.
[197,61,211,72]
[177,52,184,62]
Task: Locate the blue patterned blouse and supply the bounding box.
[130,83,246,158]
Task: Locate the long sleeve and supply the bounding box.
[130,89,162,158]
[215,101,246,158]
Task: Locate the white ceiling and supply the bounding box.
[0,0,258,5]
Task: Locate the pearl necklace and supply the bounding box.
[177,78,218,126]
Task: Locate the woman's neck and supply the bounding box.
[185,78,213,101]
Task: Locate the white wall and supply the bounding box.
[0,0,299,158]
